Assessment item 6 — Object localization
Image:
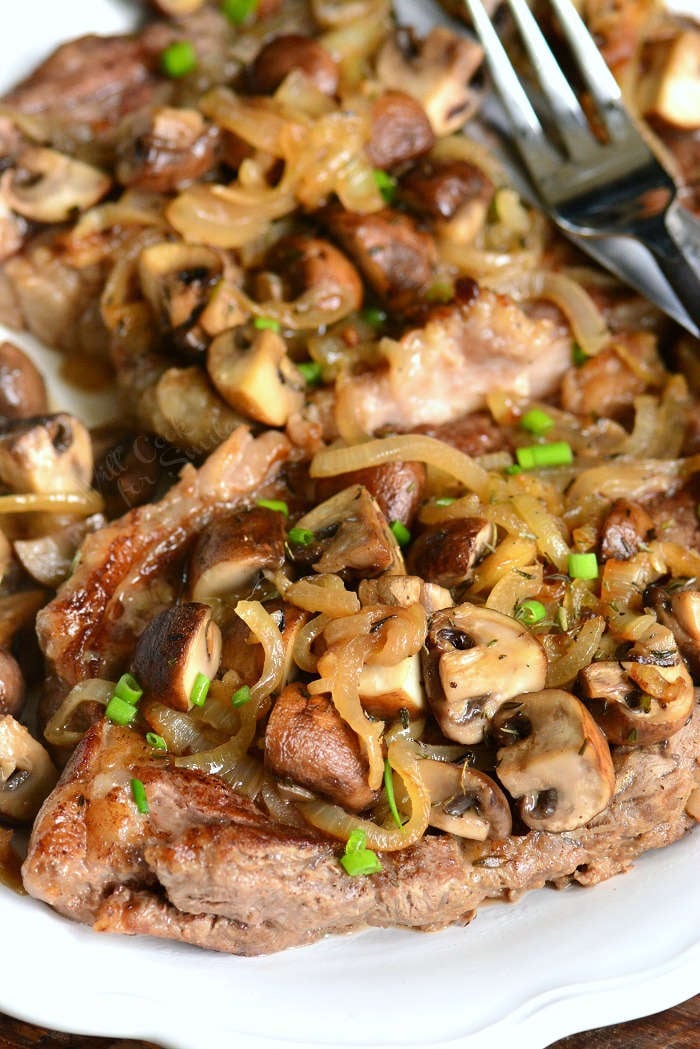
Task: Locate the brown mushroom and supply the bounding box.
[132,603,222,712]
[365,91,435,169]
[138,242,224,359]
[292,485,404,579]
[117,107,219,193]
[493,689,615,833]
[144,366,245,455]
[207,329,305,428]
[638,31,700,131]
[0,715,57,822]
[0,413,92,494]
[359,652,424,719]
[358,574,453,614]
[250,34,339,96]
[0,342,47,420]
[0,652,25,717]
[419,759,512,840]
[644,585,700,679]
[189,506,286,602]
[400,158,493,220]
[599,498,655,561]
[14,514,104,588]
[422,603,548,744]
[314,459,426,527]
[262,234,364,325]
[265,682,377,812]
[2,146,111,223]
[376,28,483,136]
[407,517,495,588]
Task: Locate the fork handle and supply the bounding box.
[644,204,700,333]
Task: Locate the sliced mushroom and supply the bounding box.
[14,514,104,588]
[0,413,92,494]
[189,506,286,602]
[221,600,309,690]
[314,460,426,527]
[265,682,377,812]
[645,585,700,679]
[376,28,483,137]
[422,603,548,744]
[638,31,700,130]
[493,689,615,833]
[359,653,424,719]
[250,34,339,95]
[207,328,305,428]
[407,517,495,588]
[0,652,25,717]
[262,234,364,326]
[365,90,435,169]
[117,107,219,193]
[419,759,512,840]
[132,603,222,712]
[138,242,223,360]
[0,715,57,822]
[2,147,111,223]
[145,366,245,455]
[293,484,404,579]
[0,342,47,420]
[358,574,453,614]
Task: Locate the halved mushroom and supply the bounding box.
[493,689,615,833]
[2,147,111,223]
[14,514,104,588]
[638,31,700,130]
[314,459,426,527]
[0,652,25,717]
[422,603,547,744]
[293,484,404,579]
[419,759,512,840]
[132,603,222,712]
[0,342,47,420]
[0,715,57,822]
[189,506,286,602]
[207,328,305,428]
[0,413,92,494]
[359,653,424,719]
[358,574,453,614]
[406,517,495,588]
[645,585,700,679]
[117,107,219,193]
[138,242,224,359]
[376,28,483,137]
[265,682,377,812]
[365,90,435,169]
[250,34,339,96]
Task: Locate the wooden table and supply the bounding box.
[1,996,698,1048]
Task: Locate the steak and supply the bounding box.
[23,699,700,955]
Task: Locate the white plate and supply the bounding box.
[1,4,699,1047]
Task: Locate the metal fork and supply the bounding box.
[463,0,700,333]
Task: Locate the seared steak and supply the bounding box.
[23,699,700,955]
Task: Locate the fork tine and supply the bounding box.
[505,0,593,159]
[462,0,560,177]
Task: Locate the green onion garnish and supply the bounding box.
[257,498,289,516]
[160,41,197,78]
[221,0,258,23]
[253,316,280,333]
[288,526,315,546]
[105,696,138,726]
[390,520,411,547]
[360,307,387,328]
[114,673,142,706]
[373,169,397,204]
[572,342,588,367]
[504,464,523,475]
[434,497,455,506]
[232,684,251,707]
[339,829,382,877]
[384,759,402,829]
[190,672,211,708]
[145,732,167,752]
[297,361,322,386]
[516,442,573,470]
[520,408,554,436]
[425,280,453,304]
[567,552,599,580]
[130,778,149,815]
[514,599,546,625]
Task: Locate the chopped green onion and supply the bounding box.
[232,684,251,707]
[515,599,546,625]
[340,829,382,876]
[221,0,258,23]
[373,168,397,203]
[253,316,280,333]
[384,759,402,829]
[345,828,367,853]
[504,464,522,475]
[130,778,149,815]
[572,342,588,367]
[114,673,142,706]
[160,40,197,78]
[257,498,289,516]
[390,520,411,547]
[426,280,453,304]
[435,497,455,507]
[288,526,315,546]
[360,307,387,328]
[297,360,322,386]
[516,441,573,470]
[105,695,138,726]
[145,732,167,752]
[567,552,599,580]
[520,408,554,436]
[190,672,211,708]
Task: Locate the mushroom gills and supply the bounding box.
[419,758,512,840]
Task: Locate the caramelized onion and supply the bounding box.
[44,679,114,747]
[544,615,605,688]
[0,491,104,516]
